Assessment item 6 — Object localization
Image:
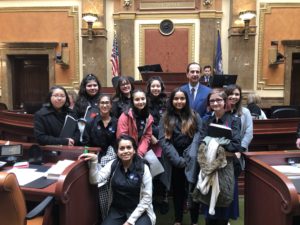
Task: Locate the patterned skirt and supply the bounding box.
[98,146,117,219]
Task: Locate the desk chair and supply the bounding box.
[0,172,53,225]
[270,108,299,118]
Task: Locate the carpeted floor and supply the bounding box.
[156,197,244,225]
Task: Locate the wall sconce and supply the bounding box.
[56,42,69,68]
[268,41,285,65]
[82,13,98,41]
[239,10,256,40]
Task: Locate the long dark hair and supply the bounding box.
[45,85,70,110]
[74,74,101,117]
[129,89,149,118]
[78,74,101,98]
[163,88,197,139]
[113,76,135,101]
[146,76,167,106]
[225,84,242,116]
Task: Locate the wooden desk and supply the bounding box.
[249,118,300,151]
[0,140,101,161]
[140,72,187,83]
[244,151,300,225]
[1,141,101,225]
[0,110,35,142]
[23,160,99,225]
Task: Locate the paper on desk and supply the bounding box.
[272,165,300,176]
[46,159,74,179]
[8,168,45,186]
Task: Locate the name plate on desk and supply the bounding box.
[0,144,22,157]
[0,144,22,163]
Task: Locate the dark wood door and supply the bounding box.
[10,55,49,111]
[290,53,300,105]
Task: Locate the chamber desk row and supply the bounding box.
[0,141,101,225]
[244,151,300,225]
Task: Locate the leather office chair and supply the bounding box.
[0,172,53,225]
[270,108,299,118]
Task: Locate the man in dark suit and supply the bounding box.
[181,62,211,117]
[199,65,213,87]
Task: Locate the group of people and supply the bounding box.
[33,62,255,225]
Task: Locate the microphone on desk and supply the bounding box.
[28,145,43,165]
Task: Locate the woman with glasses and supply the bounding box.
[159,88,202,225]
[196,89,241,225]
[112,76,135,118]
[81,94,117,219]
[34,85,79,146]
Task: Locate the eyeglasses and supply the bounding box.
[52,95,66,98]
[209,99,224,104]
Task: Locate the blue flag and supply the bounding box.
[214,30,223,75]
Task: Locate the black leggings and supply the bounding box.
[171,167,199,224]
[101,207,151,225]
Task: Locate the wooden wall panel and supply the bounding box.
[144,28,189,72]
[0,8,78,86]
[259,5,300,87]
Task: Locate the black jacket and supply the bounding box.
[148,95,167,138]
[111,97,131,118]
[34,106,79,145]
[199,75,213,87]
[73,95,100,120]
[82,115,117,151]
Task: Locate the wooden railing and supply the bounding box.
[0,110,35,142]
[1,110,299,150]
